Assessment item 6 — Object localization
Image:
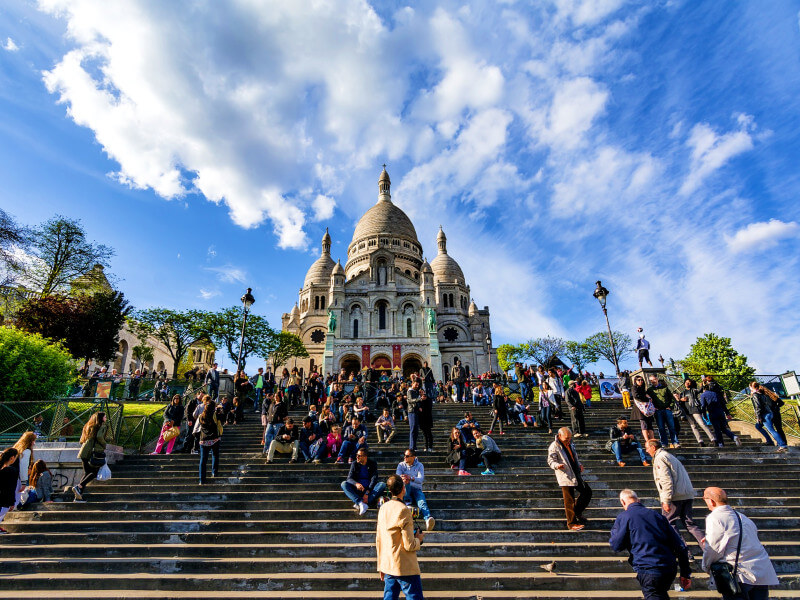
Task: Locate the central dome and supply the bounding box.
[350,168,419,245]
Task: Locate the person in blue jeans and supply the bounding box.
[395,449,435,531]
[648,376,680,448]
[299,416,327,463]
[609,417,650,467]
[336,417,368,463]
[340,448,386,516]
[749,382,788,452]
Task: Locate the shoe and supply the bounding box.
[313,459,321,464]
[426,517,435,531]
[569,524,585,531]
[72,486,83,501]
[0,528,7,534]
[777,447,789,453]
[642,461,651,467]
[353,502,360,510]
[266,459,273,464]
[198,481,204,486]
[150,451,158,455]
[548,429,552,434]
[481,469,495,476]
[673,443,681,449]
[717,443,724,448]
[457,470,471,476]
[734,437,742,447]
[335,458,344,464]
[289,458,297,463]
[358,502,369,516]
[617,461,626,467]
[487,430,493,435]
[305,459,312,463]
[191,450,198,454]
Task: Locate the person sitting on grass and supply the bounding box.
[340,447,386,516]
[473,429,501,475]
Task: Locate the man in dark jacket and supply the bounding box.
[262,394,288,453]
[610,489,691,600]
[451,360,466,403]
[299,416,326,463]
[340,448,386,516]
[609,417,650,467]
[266,417,299,463]
[648,375,679,448]
[565,380,587,437]
[419,362,435,401]
[336,416,368,463]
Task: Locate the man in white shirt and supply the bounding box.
[701,487,779,600]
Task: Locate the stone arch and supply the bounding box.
[375,299,388,330]
[402,353,423,380]
[115,339,129,373]
[339,354,361,378]
[371,354,391,373]
[442,363,451,382]
[156,360,166,374]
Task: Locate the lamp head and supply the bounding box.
[241,287,255,309]
[593,280,609,308]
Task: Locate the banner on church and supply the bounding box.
[361,345,371,369]
[392,344,401,369]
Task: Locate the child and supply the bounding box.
[22,459,53,506]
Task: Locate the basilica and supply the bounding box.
[281,168,497,381]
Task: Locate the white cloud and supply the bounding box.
[205,264,247,285]
[545,77,608,149]
[680,114,755,195]
[199,288,220,300]
[3,37,19,52]
[555,0,627,27]
[726,219,800,253]
[312,194,336,222]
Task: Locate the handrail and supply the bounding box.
[0,398,124,443]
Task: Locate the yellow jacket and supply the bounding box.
[375,497,421,576]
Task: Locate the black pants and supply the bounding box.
[482,450,501,470]
[570,407,586,434]
[636,570,676,600]
[420,423,434,450]
[79,459,99,489]
[662,499,704,559]
[723,583,770,600]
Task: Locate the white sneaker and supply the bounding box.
[358,502,368,516]
[353,502,360,510]
[734,436,742,447]
[426,517,435,531]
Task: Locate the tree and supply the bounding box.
[0,327,75,401]
[681,333,756,392]
[496,343,525,373]
[15,290,130,368]
[584,330,633,371]
[268,332,309,370]
[564,340,599,375]
[135,308,202,378]
[0,208,28,287]
[525,336,566,366]
[23,216,113,296]
[196,307,276,370]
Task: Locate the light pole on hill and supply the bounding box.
[236,288,255,372]
[593,280,620,377]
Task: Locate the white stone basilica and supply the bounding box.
[281,168,497,381]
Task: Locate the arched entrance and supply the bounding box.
[340,355,361,379]
[115,340,129,373]
[402,356,423,380]
[371,355,391,375]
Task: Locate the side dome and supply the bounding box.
[304,229,336,287]
[332,259,345,277]
[430,226,465,283]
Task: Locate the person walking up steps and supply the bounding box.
[548,427,592,531]
[73,412,114,502]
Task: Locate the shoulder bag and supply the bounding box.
[709,511,743,596]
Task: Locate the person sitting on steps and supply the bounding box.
[337,416,368,464]
[395,448,435,531]
[299,416,326,464]
[376,409,396,443]
[609,417,650,467]
[473,429,501,475]
[340,447,386,516]
[266,417,300,463]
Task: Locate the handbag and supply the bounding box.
[89,450,107,467]
[709,511,743,596]
[634,399,656,417]
[163,426,181,442]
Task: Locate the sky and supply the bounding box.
[1,0,799,373]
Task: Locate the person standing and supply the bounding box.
[262,392,288,453]
[565,380,587,437]
[395,449,435,531]
[648,375,680,448]
[610,488,692,600]
[419,362,435,402]
[547,427,592,531]
[73,412,114,502]
[418,388,434,453]
[251,367,266,412]
[488,384,509,436]
[700,388,741,448]
[749,382,788,452]
[701,487,779,600]
[376,474,426,600]
[674,379,715,447]
[451,360,466,403]
[645,440,704,560]
[636,333,653,369]
[198,401,223,485]
[204,363,220,401]
[406,380,421,451]
[0,448,20,534]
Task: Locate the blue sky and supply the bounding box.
[1,0,799,372]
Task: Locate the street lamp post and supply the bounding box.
[236,287,255,372]
[593,280,620,377]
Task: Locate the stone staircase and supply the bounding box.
[2,399,799,599]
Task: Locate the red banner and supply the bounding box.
[392,344,401,369]
[361,344,371,369]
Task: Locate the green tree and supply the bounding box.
[0,208,28,287]
[196,307,276,370]
[564,340,599,375]
[584,330,633,371]
[496,343,525,373]
[23,216,113,296]
[0,327,76,401]
[15,290,130,369]
[268,332,309,370]
[525,336,566,366]
[681,333,756,391]
[135,308,202,378]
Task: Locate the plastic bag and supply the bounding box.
[97,463,112,481]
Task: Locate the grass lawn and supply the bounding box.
[120,402,168,416]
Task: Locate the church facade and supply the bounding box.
[281,168,497,381]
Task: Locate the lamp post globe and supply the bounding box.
[592,280,620,377]
[237,288,255,372]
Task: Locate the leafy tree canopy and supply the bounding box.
[196,306,276,371]
[496,343,526,373]
[23,216,113,296]
[15,290,130,366]
[525,336,566,367]
[268,331,309,370]
[564,340,600,375]
[0,208,28,287]
[0,327,76,401]
[680,333,756,391]
[584,330,633,370]
[134,308,203,378]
